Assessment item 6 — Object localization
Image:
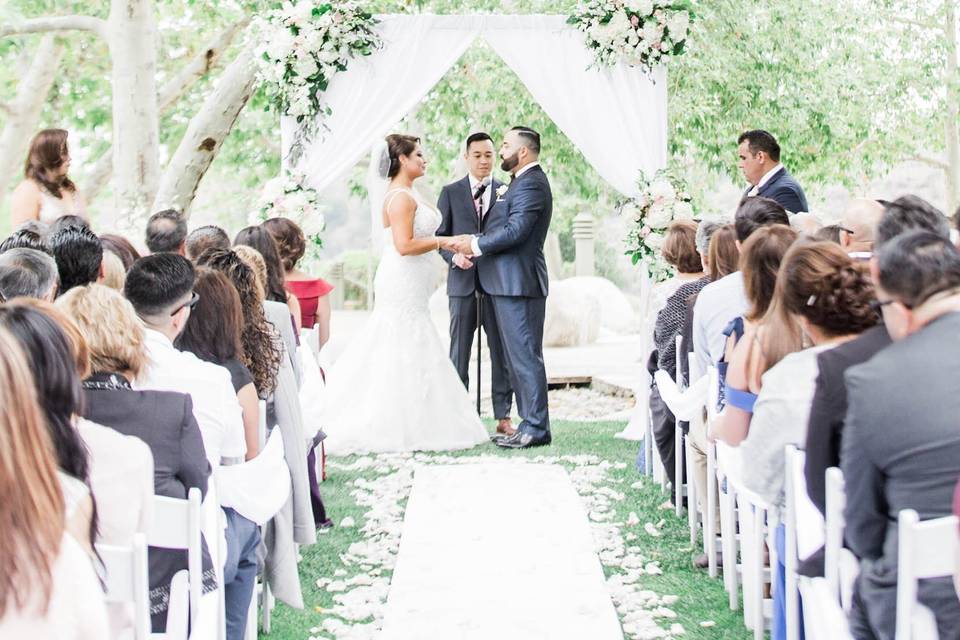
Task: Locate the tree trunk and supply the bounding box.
[106,0,160,232]
[0,35,64,212]
[943,0,959,214]
[152,48,257,216]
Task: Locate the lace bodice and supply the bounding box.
[382,188,442,250]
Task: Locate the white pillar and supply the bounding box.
[572,212,595,277]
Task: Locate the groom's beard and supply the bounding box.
[500,152,519,174]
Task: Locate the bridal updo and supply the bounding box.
[385,134,420,178]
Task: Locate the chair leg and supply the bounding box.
[720,481,739,611]
[706,444,719,579]
[685,435,698,546]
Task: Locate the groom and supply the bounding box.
[437,132,515,436]
[451,126,552,449]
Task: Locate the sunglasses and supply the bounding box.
[839,226,856,235]
[170,292,200,316]
[869,298,896,312]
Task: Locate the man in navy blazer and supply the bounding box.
[451,126,552,448]
[436,132,514,436]
[737,129,809,213]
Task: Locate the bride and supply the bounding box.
[320,134,490,454]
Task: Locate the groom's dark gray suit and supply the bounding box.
[474,164,552,439]
[437,175,513,420]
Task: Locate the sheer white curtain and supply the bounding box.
[281,15,479,190]
[482,15,666,197]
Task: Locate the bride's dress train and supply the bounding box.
[320,188,489,455]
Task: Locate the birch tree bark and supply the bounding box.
[153,48,257,216]
[0,35,64,212]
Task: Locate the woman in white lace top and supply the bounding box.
[10,129,86,228]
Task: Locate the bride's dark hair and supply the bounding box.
[385,134,420,178]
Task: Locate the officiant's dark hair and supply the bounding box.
[511,126,540,154]
[738,129,781,162]
[465,132,492,151]
[386,134,420,178]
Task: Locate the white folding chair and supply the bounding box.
[734,484,774,639]
[784,445,827,640]
[98,533,151,640]
[148,488,203,638]
[896,509,959,640]
[799,577,854,640]
[301,322,321,357]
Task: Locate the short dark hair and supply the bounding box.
[465,132,493,152]
[48,224,103,294]
[145,209,188,254]
[100,234,141,270]
[0,249,58,299]
[185,225,231,261]
[734,196,790,242]
[0,228,51,255]
[878,230,960,308]
[875,195,949,249]
[124,253,195,317]
[511,126,541,154]
[737,130,781,162]
[48,215,90,236]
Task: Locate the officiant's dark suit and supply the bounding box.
[437,174,514,420]
[474,161,552,443]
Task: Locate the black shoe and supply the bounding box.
[495,431,551,449]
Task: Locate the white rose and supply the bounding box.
[637,0,654,14]
[641,21,660,44]
[648,179,676,202]
[646,205,672,228]
[673,201,695,220]
[294,55,318,79]
[667,11,690,39]
[644,231,665,251]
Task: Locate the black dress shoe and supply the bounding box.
[495,431,551,449]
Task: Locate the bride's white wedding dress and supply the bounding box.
[320,188,489,455]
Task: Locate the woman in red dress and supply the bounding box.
[262,217,333,349]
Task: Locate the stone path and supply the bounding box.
[379,463,624,640]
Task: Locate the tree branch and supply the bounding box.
[0,15,107,39]
[907,155,949,171]
[883,13,938,32]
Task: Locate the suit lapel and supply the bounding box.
[457,176,478,231]
[480,177,503,231]
[757,166,786,196]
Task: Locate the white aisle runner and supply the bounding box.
[380,463,623,639]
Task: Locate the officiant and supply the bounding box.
[437,132,515,437]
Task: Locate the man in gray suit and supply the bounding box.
[437,132,515,436]
[451,126,552,448]
[842,229,960,640]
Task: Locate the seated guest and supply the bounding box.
[843,231,960,640]
[838,198,885,258]
[804,194,949,516]
[649,220,708,497]
[0,248,58,300]
[737,242,877,640]
[234,225,302,328]
[10,129,86,227]
[48,224,103,294]
[99,251,126,290]
[0,329,107,638]
[790,211,822,236]
[0,227,50,254]
[177,267,262,460]
[263,217,334,343]
[56,284,214,632]
[185,224,230,262]
[709,224,798,445]
[737,129,808,213]
[100,233,141,270]
[145,209,187,255]
[814,224,842,243]
[0,302,102,558]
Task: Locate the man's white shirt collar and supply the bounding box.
[752,163,784,192]
[514,161,540,179]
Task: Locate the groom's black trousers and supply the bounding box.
[448,292,513,419]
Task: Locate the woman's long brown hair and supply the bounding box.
[24,128,76,199]
[0,327,65,617]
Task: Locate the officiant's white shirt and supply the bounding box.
[469,173,493,216]
[747,163,784,196]
[470,162,540,256]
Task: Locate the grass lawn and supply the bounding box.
[266,420,750,639]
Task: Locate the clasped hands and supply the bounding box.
[441,235,478,269]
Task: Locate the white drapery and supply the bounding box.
[282,14,668,198]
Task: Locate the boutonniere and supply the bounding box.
[495,184,509,201]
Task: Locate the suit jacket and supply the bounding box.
[841,313,960,639]
[436,175,504,297]
[476,165,552,298]
[743,166,809,213]
[804,324,891,515]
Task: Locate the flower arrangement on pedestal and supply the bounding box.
[567,0,692,72]
[252,172,326,263]
[623,169,695,282]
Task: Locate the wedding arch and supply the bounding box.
[280,14,668,199]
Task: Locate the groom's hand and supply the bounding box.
[449,235,475,256]
[452,253,474,270]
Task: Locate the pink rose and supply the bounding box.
[630,15,640,27]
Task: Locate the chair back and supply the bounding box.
[896,509,959,640]
[258,399,268,450]
[706,365,719,422]
[824,467,845,599]
[675,335,685,390]
[300,322,321,357]
[97,533,150,640]
[799,577,854,640]
[148,487,203,635]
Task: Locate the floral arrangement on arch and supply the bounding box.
[623,169,695,282]
[567,0,692,72]
[251,172,326,264]
[252,1,381,152]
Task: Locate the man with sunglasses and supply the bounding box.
[837,198,885,260]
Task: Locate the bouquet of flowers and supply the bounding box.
[253,1,381,122]
[623,169,695,282]
[252,172,326,263]
[567,0,692,72]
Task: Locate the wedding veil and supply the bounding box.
[366,139,391,255]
